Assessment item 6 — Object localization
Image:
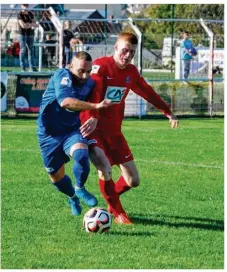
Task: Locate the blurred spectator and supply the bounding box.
[44,34,57,68]
[17,4,39,72]
[181,30,195,80]
[63,20,74,67]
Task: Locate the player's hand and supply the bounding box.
[97,99,112,109]
[168,114,179,129]
[80,117,98,138]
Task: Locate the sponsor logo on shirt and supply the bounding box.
[91,65,100,74]
[105,86,126,103]
[60,77,72,87]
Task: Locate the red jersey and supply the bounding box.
[80,56,172,135]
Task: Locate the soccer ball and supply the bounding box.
[83,207,111,233]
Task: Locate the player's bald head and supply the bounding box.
[72,51,92,62]
[70,51,92,85]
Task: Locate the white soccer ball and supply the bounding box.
[83,207,111,233]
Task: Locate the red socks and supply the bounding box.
[115,176,131,196]
[99,179,125,217]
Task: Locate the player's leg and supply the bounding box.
[107,161,139,224]
[116,160,140,195]
[64,133,97,207]
[38,133,81,215]
[70,143,97,207]
[111,133,139,196]
[89,145,130,223]
[49,164,81,216]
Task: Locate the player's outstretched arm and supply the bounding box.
[167,114,179,129]
[60,98,112,112]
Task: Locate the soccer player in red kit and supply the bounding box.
[80,32,179,224]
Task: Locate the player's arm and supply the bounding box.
[132,70,179,128]
[61,97,111,111]
[54,70,111,112]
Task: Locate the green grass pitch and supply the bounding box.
[1,118,224,269]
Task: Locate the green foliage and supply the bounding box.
[1,118,224,269]
[133,4,224,49]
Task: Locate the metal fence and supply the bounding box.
[1,6,224,117]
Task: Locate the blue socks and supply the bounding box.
[52,149,90,198]
[72,149,90,188]
[52,175,75,198]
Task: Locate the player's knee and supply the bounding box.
[98,167,112,181]
[127,175,140,188]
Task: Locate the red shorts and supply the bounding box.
[88,131,134,166]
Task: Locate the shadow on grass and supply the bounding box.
[129,213,224,232]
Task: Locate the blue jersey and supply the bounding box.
[37,68,95,135]
[181,39,193,60]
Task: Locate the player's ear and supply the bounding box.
[114,43,118,51]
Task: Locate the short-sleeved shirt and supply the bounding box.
[181,39,193,60]
[17,10,34,36]
[37,68,95,136]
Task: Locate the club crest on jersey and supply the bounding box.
[125,76,130,83]
[105,86,126,103]
[91,65,100,74]
[60,77,72,87]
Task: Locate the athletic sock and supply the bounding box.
[115,176,131,196]
[52,175,75,198]
[72,149,90,188]
[99,179,125,217]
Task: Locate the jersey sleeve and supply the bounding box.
[131,66,172,116]
[53,69,74,105]
[80,59,106,124]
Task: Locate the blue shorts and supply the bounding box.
[38,130,88,174]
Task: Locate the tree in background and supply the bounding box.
[131,4,224,50]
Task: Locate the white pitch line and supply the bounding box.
[1,149,223,170]
[136,159,223,169]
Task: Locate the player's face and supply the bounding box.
[114,39,137,69]
[70,59,92,85]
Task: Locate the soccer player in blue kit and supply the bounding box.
[37,51,112,216]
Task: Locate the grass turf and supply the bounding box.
[1,118,224,269]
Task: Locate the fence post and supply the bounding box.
[200,18,214,117]
[48,7,63,68]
